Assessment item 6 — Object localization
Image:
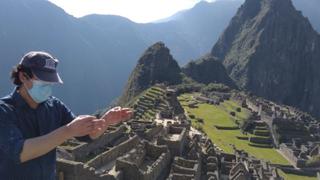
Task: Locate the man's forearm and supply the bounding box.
[20,125,71,163]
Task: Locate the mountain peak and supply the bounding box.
[139,41,167,61]
[194,0,210,8]
[233,0,300,21]
[211,0,320,117]
[118,42,182,105]
[137,41,178,65]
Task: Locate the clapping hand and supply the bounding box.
[101,106,133,125]
[66,115,106,138]
[88,107,133,139]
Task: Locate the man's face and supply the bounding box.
[18,71,55,104]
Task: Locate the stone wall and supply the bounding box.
[168,173,194,180]
[86,135,140,169]
[56,159,121,180]
[157,126,187,156]
[59,125,127,162]
[280,143,307,168]
[115,142,171,180]
[169,157,201,180]
[145,125,164,141]
[249,136,272,144]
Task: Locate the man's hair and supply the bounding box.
[10,64,34,86]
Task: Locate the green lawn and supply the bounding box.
[178,93,317,180]
[279,171,317,180]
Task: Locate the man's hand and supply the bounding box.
[88,107,133,140]
[101,106,133,125]
[65,115,106,138]
[88,118,109,139]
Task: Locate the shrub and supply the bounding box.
[236,107,241,112]
[306,155,320,167]
[196,118,204,124]
[230,111,236,116]
[201,83,231,93]
[195,124,204,133]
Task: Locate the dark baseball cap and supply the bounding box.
[20,51,63,84]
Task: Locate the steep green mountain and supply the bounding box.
[0,0,243,114]
[1,0,319,114]
[211,0,320,117]
[182,55,236,88]
[118,42,182,105]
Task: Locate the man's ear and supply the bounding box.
[18,72,29,84]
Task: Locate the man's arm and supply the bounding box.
[20,125,71,163]
[20,115,99,163]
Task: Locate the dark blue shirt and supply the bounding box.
[0,88,78,180]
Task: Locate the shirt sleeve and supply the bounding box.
[57,99,92,142]
[0,105,25,164]
[59,100,76,127]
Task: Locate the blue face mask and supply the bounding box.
[27,80,53,103]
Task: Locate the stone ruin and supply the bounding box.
[233,92,320,176]
[168,157,201,180]
[280,138,320,168]
[194,95,221,105]
[238,92,320,147]
[157,125,187,157]
[127,120,164,141]
[220,149,283,180]
[56,123,139,180]
[56,88,286,180]
[115,141,171,180]
[56,119,284,180]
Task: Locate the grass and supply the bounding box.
[279,171,317,180]
[187,103,288,164]
[178,93,317,180]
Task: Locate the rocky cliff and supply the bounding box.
[211,0,320,117]
[182,55,236,88]
[118,42,182,105]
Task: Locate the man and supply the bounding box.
[0,51,133,180]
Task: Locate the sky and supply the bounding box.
[48,0,216,23]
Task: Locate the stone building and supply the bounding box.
[280,139,320,168]
[157,125,187,156]
[115,141,171,180]
[168,157,201,180]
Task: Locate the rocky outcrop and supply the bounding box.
[182,55,236,88]
[118,42,182,105]
[211,0,320,117]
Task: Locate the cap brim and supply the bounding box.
[32,70,63,84]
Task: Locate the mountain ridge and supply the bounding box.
[118,42,182,105]
[211,0,320,117]
[182,55,236,88]
[1,0,319,114]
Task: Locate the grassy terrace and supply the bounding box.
[178,93,317,180]
[131,86,166,120]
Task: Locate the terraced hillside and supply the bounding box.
[128,86,183,120]
[178,93,317,180]
[248,121,273,148]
